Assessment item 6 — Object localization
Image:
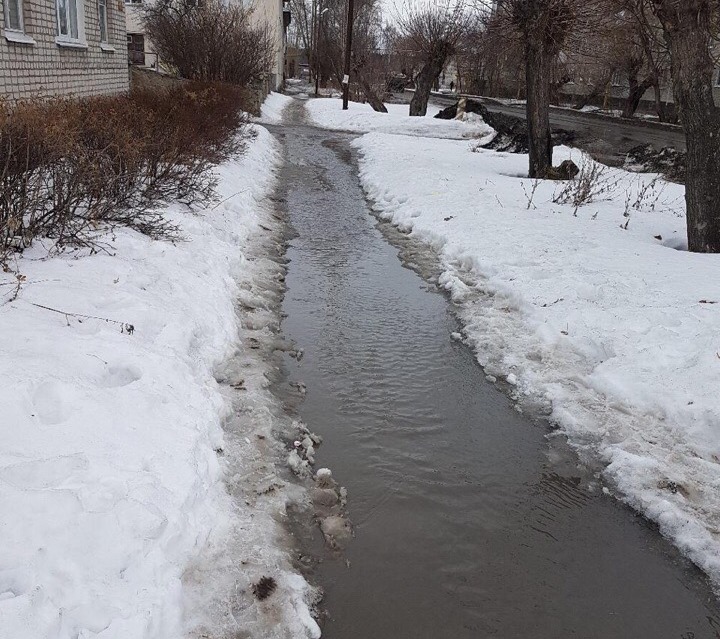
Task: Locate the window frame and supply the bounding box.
[4,0,35,43]
[55,0,87,48]
[127,32,145,64]
[4,0,23,32]
[97,0,108,43]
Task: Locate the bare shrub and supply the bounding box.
[0,82,251,263]
[552,158,622,214]
[620,175,680,229]
[143,0,275,86]
[522,178,541,210]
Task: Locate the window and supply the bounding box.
[98,0,107,42]
[4,0,23,31]
[127,33,144,64]
[124,0,143,5]
[56,0,86,45]
[57,0,78,38]
[4,0,35,44]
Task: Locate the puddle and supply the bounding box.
[268,104,720,639]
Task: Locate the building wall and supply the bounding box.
[250,0,286,91]
[125,2,157,68]
[0,0,129,100]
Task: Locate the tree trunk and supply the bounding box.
[656,1,720,252]
[410,59,443,117]
[651,80,676,123]
[525,35,553,178]
[622,73,654,119]
[574,71,612,110]
[356,68,388,113]
[652,80,666,121]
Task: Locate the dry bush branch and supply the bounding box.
[143,0,275,87]
[552,158,622,214]
[0,83,251,262]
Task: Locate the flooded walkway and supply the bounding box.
[271,101,720,639]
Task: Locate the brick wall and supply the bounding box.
[0,0,129,100]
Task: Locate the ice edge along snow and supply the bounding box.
[343,125,720,591]
[0,121,320,639]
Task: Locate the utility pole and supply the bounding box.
[314,0,321,96]
[342,0,355,110]
[310,0,317,88]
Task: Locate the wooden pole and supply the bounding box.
[342,0,355,110]
[310,0,317,86]
[314,0,321,96]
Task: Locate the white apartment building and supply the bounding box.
[125,0,289,90]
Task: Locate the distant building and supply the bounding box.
[250,0,290,90]
[0,0,129,100]
[125,0,290,90]
[285,46,308,80]
[124,0,157,69]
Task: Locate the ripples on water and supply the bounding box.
[272,110,720,639]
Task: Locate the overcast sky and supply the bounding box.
[378,0,472,25]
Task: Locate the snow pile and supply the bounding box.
[354,131,720,587]
[306,98,495,140]
[0,125,320,638]
[259,91,295,124]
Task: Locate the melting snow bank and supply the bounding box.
[354,131,720,590]
[306,97,495,140]
[0,125,321,639]
[258,92,296,125]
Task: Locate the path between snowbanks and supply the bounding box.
[0,124,320,638]
[350,129,720,589]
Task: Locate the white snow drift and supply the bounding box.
[259,91,296,125]
[306,99,720,589]
[0,123,319,638]
[305,97,494,140]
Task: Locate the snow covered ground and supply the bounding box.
[0,122,320,638]
[309,105,720,588]
[259,92,296,125]
[305,97,494,139]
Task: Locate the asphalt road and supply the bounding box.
[429,93,687,164]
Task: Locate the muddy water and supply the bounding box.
[270,102,720,639]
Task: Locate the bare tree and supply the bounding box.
[349,0,390,111]
[469,11,527,98]
[648,0,720,252]
[397,1,472,116]
[386,29,424,84]
[617,0,673,121]
[505,0,576,177]
[484,0,604,177]
[143,0,274,86]
[288,0,313,69]
[291,0,389,111]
